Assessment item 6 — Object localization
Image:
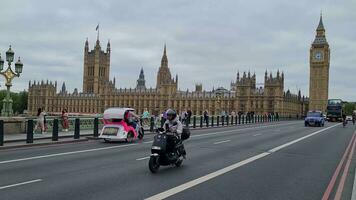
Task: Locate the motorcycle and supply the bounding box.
[148,125,190,173]
[343,119,347,128]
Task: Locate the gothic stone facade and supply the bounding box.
[28,35,310,117]
[309,15,330,112]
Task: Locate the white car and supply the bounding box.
[346,116,353,121]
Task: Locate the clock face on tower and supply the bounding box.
[314,51,323,61]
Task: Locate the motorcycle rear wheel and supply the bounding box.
[149,157,160,173]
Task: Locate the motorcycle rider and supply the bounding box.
[342,113,347,127]
[163,109,187,158]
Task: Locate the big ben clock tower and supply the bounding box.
[309,15,330,112]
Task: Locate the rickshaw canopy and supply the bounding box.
[103,108,135,119]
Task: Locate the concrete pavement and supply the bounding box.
[0,121,355,200]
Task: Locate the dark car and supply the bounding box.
[305,111,325,127]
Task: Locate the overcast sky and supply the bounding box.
[0,0,355,101]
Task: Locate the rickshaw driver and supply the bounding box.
[124,110,140,129]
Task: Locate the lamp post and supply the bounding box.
[0,45,23,117]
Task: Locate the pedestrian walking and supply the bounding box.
[61,108,69,132]
[34,108,46,134]
[203,110,209,127]
[187,109,192,125]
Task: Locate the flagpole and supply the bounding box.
[96,23,100,41]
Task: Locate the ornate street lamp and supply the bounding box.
[0,45,23,116]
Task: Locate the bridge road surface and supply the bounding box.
[0,121,355,200]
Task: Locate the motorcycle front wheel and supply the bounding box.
[149,157,160,173]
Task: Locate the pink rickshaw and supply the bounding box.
[99,108,144,142]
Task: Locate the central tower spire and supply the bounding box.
[161,43,168,67]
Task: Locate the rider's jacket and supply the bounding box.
[163,118,183,135]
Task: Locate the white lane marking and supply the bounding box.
[144,123,340,200]
[268,123,339,153]
[351,167,356,200]
[213,140,231,145]
[0,179,42,190]
[145,153,270,200]
[136,156,150,161]
[0,143,138,165]
[253,133,262,136]
[190,122,299,138]
[0,121,299,165]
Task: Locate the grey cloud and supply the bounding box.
[0,0,355,101]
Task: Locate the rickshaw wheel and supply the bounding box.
[126,131,134,142]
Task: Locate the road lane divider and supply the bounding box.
[322,129,356,200]
[0,179,42,190]
[253,133,262,136]
[0,121,300,165]
[334,130,356,200]
[0,143,138,165]
[268,123,340,153]
[190,122,300,138]
[213,140,231,145]
[136,156,150,161]
[145,123,340,200]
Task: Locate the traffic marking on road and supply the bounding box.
[0,121,299,165]
[323,129,356,200]
[268,123,340,153]
[0,179,42,190]
[145,123,340,200]
[191,122,299,138]
[253,133,262,136]
[335,130,356,200]
[213,140,231,145]
[136,156,150,161]
[0,143,138,165]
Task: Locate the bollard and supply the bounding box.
[52,119,59,141]
[235,115,238,125]
[226,116,229,126]
[254,115,257,123]
[211,116,214,127]
[74,118,80,139]
[217,116,220,126]
[150,117,154,132]
[200,116,203,128]
[231,116,234,125]
[27,120,34,144]
[242,115,245,124]
[193,116,196,128]
[238,115,241,124]
[222,116,225,126]
[94,117,99,137]
[0,120,3,146]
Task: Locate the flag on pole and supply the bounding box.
[96,24,99,31]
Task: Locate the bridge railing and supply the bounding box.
[0,114,298,146]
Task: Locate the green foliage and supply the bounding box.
[0,90,28,115]
[343,102,356,115]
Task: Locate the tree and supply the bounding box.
[0,90,28,115]
[343,102,356,115]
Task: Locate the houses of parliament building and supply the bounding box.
[28,21,318,117]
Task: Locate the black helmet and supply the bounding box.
[166,109,177,121]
